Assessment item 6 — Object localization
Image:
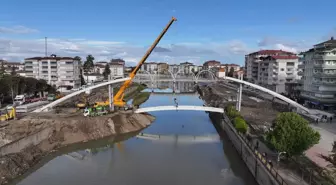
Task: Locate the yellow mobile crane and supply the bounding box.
[113,17,177,108]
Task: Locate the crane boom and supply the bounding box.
[113,17,177,107]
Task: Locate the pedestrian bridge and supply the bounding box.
[134,105,224,113]
[136,133,220,144]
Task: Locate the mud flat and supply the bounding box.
[0,112,155,185]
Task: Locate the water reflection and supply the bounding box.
[141,81,196,93]
[16,93,257,185]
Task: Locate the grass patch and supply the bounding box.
[132,92,150,107]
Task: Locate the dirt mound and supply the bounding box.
[0,112,155,185]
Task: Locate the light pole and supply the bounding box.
[277,151,286,171]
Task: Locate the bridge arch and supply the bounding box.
[222,76,310,113]
[138,70,155,90]
[196,69,216,82]
[33,78,130,112]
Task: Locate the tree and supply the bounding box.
[103,64,111,80]
[83,55,94,74]
[228,67,234,77]
[266,112,320,157]
[74,56,85,86]
[225,105,240,119]
[83,55,94,84]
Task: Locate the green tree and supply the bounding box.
[266,112,320,157]
[234,117,248,134]
[83,55,94,83]
[83,55,94,73]
[74,56,85,86]
[103,64,111,80]
[228,67,234,77]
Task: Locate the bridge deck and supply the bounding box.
[135,105,224,113]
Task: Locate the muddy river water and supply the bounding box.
[14,88,257,185]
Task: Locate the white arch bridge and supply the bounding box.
[33,72,312,115]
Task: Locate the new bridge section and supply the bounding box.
[33,78,130,112]
[134,105,224,113]
[136,133,220,143]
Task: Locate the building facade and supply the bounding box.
[157,62,169,74]
[24,55,81,88]
[203,60,220,70]
[245,50,296,83]
[256,55,299,93]
[110,60,124,78]
[169,64,179,74]
[299,37,336,110]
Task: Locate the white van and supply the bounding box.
[14,95,26,105]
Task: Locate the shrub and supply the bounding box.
[234,117,248,134]
[266,112,320,157]
[225,105,240,119]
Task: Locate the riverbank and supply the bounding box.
[0,112,155,185]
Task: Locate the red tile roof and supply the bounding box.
[248,50,295,56]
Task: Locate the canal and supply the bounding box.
[15,87,257,185]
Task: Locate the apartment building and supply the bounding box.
[245,50,296,83]
[187,64,199,74]
[24,55,81,88]
[299,37,336,110]
[257,55,299,93]
[203,60,220,70]
[93,63,105,74]
[179,62,193,75]
[110,60,124,78]
[169,64,179,74]
[157,62,169,74]
[223,63,240,72]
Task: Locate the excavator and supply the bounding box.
[113,17,177,109]
[0,107,16,122]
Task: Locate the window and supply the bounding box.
[42,66,48,69]
[25,66,33,69]
[50,62,57,65]
[42,71,48,73]
[42,61,48,64]
[281,68,284,71]
[51,66,57,69]
[66,61,73,64]
[25,61,33,64]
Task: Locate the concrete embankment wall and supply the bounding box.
[0,127,53,156]
[209,112,280,185]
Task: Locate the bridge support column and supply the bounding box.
[238,74,243,112]
[108,75,114,112]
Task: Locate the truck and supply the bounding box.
[47,92,64,101]
[14,95,26,105]
[83,106,109,117]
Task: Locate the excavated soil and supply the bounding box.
[0,112,155,185]
[199,83,285,133]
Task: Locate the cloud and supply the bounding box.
[0,26,38,34]
[0,37,250,65]
[257,36,310,53]
[153,46,171,52]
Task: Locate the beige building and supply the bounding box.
[24,55,81,88]
[157,62,169,74]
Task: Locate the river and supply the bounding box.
[14,86,257,185]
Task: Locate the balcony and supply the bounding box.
[313,72,336,78]
[322,64,336,69]
[312,80,336,86]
